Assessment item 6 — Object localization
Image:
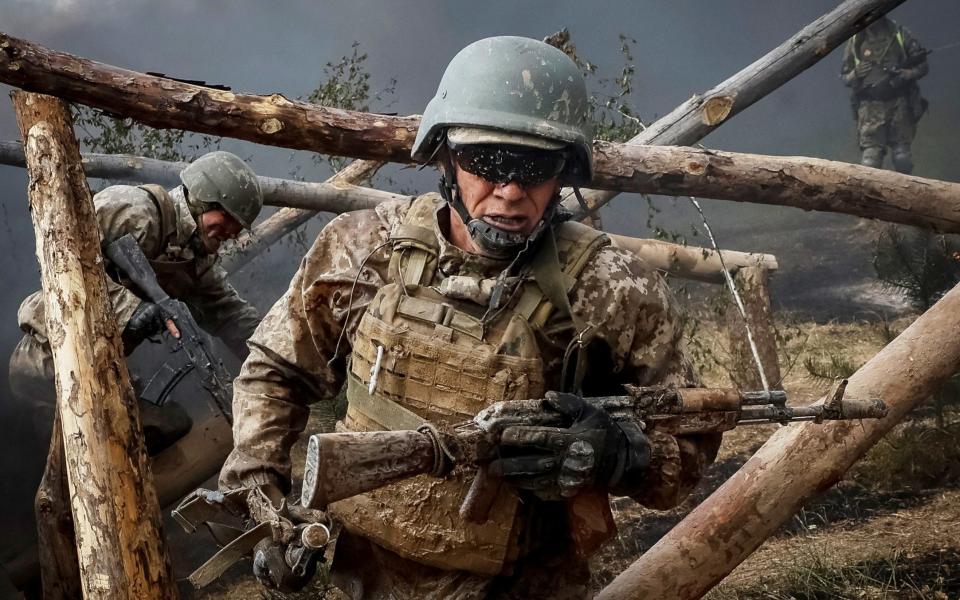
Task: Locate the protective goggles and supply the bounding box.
[449,144,568,187]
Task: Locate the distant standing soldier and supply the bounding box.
[9,150,263,453]
[841,17,929,173]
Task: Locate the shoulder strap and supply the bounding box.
[515,220,609,330]
[138,184,178,247]
[388,194,442,290]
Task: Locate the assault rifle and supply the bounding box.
[299,380,886,528]
[104,233,233,421]
[172,381,884,588]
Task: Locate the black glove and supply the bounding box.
[122,301,167,349]
[488,392,652,500]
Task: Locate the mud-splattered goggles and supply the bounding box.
[450,144,568,187]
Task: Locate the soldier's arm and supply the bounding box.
[94,186,165,335]
[840,40,860,86]
[571,246,721,510]
[186,261,261,359]
[900,29,929,81]
[219,209,390,492]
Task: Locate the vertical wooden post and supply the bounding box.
[725,265,781,390]
[13,90,177,599]
[597,282,960,600]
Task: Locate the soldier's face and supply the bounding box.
[199,208,244,252]
[453,163,559,236]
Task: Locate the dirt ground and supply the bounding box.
[184,314,960,599]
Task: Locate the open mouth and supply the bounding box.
[483,214,527,231]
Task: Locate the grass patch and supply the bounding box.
[853,422,960,492]
[711,548,960,600]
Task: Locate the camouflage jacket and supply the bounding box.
[841,24,928,97]
[17,184,259,357]
[221,194,721,510]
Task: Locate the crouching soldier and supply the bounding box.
[220,37,721,599]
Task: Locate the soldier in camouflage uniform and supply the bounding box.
[841,17,929,173]
[220,37,720,599]
[9,150,263,454]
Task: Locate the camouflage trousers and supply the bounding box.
[857,95,918,150]
[329,528,590,600]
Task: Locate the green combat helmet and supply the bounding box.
[412,36,593,258]
[180,151,263,229]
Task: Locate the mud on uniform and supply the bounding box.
[9,184,260,446]
[220,194,721,599]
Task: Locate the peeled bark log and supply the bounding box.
[724,266,782,390]
[5,138,959,233]
[597,281,960,600]
[0,33,420,162]
[13,91,176,599]
[590,143,960,233]
[608,235,777,284]
[560,0,907,216]
[220,158,384,273]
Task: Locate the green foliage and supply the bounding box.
[712,548,960,600]
[303,41,396,173]
[872,225,960,311]
[855,422,960,492]
[803,352,860,382]
[71,105,218,162]
[543,29,644,143]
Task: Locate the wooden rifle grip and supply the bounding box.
[459,465,503,523]
[565,487,617,556]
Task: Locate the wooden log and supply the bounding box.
[560,0,907,216]
[724,265,782,390]
[13,91,177,599]
[608,235,777,284]
[5,138,960,234]
[590,143,960,233]
[34,413,81,600]
[0,33,420,163]
[596,281,960,600]
[6,13,960,232]
[0,141,780,283]
[220,158,384,273]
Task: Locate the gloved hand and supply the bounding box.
[854,61,873,79]
[488,392,652,500]
[122,301,168,348]
[887,70,907,88]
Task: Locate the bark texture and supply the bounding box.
[591,143,960,233]
[13,91,177,599]
[560,0,908,215]
[724,266,782,390]
[34,413,81,600]
[608,234,777,284]
[220,158,384,273]
[0,33,420,162]
[1,141,783,282]
[597,281,960,600]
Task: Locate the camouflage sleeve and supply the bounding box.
[219,207,394,492]
[570,245,721,509]
[900,28,929,81]
[840,39,859,86]
[186,261,261,359]
[95,186,164,329]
